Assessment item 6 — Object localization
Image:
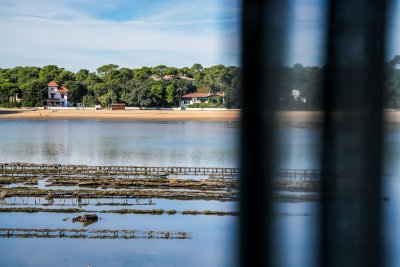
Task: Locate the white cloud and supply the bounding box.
[0,0,240,71]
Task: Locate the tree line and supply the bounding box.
[3,56,400,110]
[0,64,240,109]
[259,55,400,110]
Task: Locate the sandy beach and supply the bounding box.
[0,108,241,121]
[4,109,400,123]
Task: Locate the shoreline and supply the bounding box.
[0,108,240,121]
[4,109,400,123]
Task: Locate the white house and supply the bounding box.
[46,81,69,107]
[291,89,300,100]
[291,89,306,103]
[180,92,225,106]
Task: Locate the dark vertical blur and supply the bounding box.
[240,0,289,266]
[240,0,388,266]
[321,0,388,267]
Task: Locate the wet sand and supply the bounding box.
[3,109,400,123]
[0,108,240,121]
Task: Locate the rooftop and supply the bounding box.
[47,81,58,87]
[182,92,225,98]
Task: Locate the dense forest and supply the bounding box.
[2,56,400,109]
[277,55,400,110]
[0,64,240,109]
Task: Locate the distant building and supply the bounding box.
[111,103,126,110]
[180,92,225,106]
[291,89,300,100]
[151,74,195,82]
[291,89,306,103]
[46,81,69,107]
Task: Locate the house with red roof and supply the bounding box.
[180,92,225,107]
[46,81,69,107]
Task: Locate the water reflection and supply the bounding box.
[5,120,400,267]
[0,120,239,267]
[0,120,238,167]
[274,124,400,267]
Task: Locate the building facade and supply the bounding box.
[180,92,225,106]
[46,81,69,107]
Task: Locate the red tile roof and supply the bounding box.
[57,86,69,93]
[48,81,58,87]
[182,92,225,98]
[182,93,211,98]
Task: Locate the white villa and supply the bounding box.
[180,92,225,106]
[46,81,69,107]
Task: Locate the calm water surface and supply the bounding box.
[1,120,399,267]
[0,120,238,267]
[275,125,400,267]
[0,120,238,167]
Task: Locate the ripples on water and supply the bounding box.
[274,126,400,267]
[0,120,239,267]
[0,120,239,167]
[1,120,399,267]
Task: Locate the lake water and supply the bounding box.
[0,120,239,167]
[274,125,400,267]
[0,120,239,267]
[0,119,399,267]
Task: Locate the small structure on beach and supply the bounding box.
[46,81,69,107]
[111,103,126,110]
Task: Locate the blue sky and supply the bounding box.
[0,0,399,71]
[285,0,400,67]
[0,0,240,71]
[286,0,327,66]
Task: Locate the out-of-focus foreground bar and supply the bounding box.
[240,0,388,266]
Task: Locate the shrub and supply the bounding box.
[0,102,22,108]
[187,102,225,108]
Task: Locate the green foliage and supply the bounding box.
[191,63,203,73]
[133,67,152,81]
[56,70,76,84]
[98,90,117,109]
[187,102,225,108]
[82,93,96,107]
[121,80,153,108]
[88,82,108,100]
[0,63,241,109]
[85,72,102,87]
[96,64,119,78]
[150,83,164,106]
[20,80,47,107]
[385,57,400,109]
[76,69,89,83]
[0,83,19,103]
[39,65,62,83]
[0,102,22,108]
[193,64,239,100]
[119,68,133,83]
[166,84,174,105]
[277,64,323,110]
[152,65,167,78]
[64,81,87,104]
[8,67,40,86]
[0,69,11,84]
